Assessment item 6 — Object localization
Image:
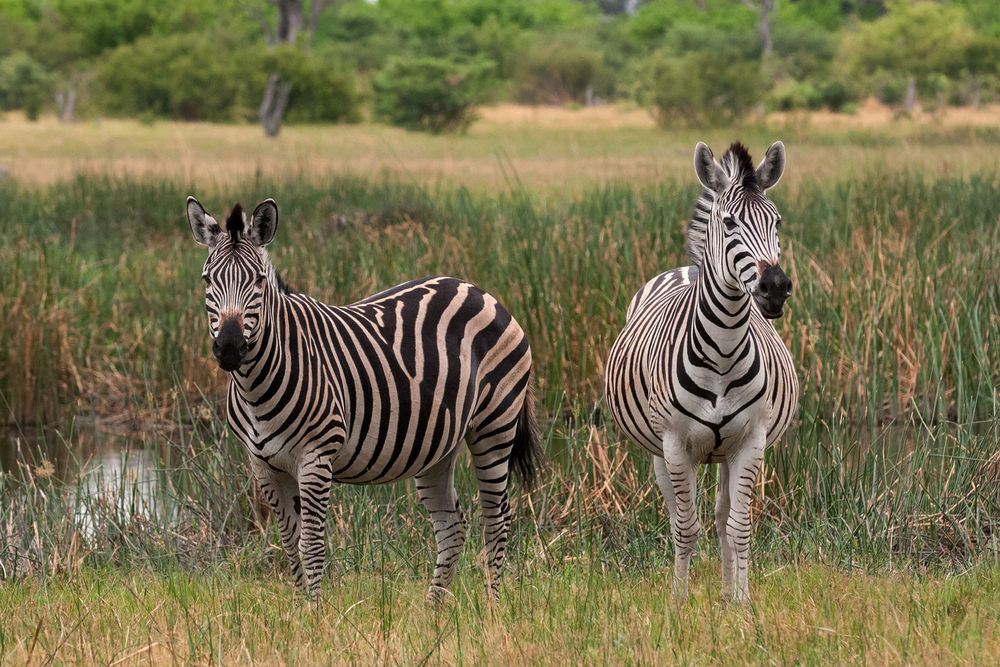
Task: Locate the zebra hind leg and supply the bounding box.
[250,461,304,590]
[468,427,518,604]
[415,450,468,604]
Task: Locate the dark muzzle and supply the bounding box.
[754,264,792,319]
[213,317,248,371]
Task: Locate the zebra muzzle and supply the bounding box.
[754,264,792,319]
[213,317,248,371]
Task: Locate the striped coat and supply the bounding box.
[188,197,540,602]
[605,142,798,603]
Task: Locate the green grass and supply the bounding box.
[2,564,998,664]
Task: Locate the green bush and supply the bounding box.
[95,34,360,124]
[95,33,265,121]
[269,46,361,124]
[643,50,763,127]
[511,36,603,105]
[0,51,52,120]
[373,56,488,133]
[769,77,857,113]
[769,79,822,111]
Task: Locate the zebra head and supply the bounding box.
[692,141,791,319]
[186,196,279,371]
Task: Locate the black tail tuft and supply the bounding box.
[510,369,544,490]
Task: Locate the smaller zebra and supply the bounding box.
[186,197,541,603]
[604,141,799,603]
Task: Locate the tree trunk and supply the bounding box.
[757,0,774,56]
[259,0,305,138]
[904,76,917,113]
[260,73,293,137]
[55,85,76,123]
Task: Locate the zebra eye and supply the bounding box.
[722,214,737,230]
[202,274,210,285]
[255,273,266,287]
[776,218,783,229]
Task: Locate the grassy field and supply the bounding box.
[2,565,999,665]
[1,107,999,664]
[1,103,999,191]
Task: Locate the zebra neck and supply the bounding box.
[689,262,754,371]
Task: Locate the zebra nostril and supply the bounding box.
[758,281,769,296]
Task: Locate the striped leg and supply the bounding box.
[715,461,735,600]
[726,433,765,604]
[469,436,516,603]
[297,453,333,601]
[250,460,304,590]
[658,435,700,601]
[415,450,468,603]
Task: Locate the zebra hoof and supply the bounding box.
[426,585,456,607]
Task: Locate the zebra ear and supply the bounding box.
[249,199,278,247]
[187,196,223,248]
[693,142,729,193]
[756,141,785,191]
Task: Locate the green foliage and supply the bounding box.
[625,0,757,48]
[643,49,764,127]
[94,34,360,124]
[95,33,264,121]
[0,0,997,122]
[840,1,976,88]
[0,51,51,119]
[511,35,604,105]
[269,46,361,124]
[373,56,488,133]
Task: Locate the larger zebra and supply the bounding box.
[186,196,541,602]
[604,142,799,603]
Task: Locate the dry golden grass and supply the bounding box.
[2,103,997,192]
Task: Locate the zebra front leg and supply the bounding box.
[715,461,735,600]
[658,437,699,601]
[415,450,468,604]
[297,454,334,601]
[725,435,765,604]
[250,460,304,590]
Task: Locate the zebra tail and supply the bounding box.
[509,368,544,490]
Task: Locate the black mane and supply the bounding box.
[226,203,244,241]
[275,270,294,294]
[722,142,758,189]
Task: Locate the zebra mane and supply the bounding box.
[686,190,714,264]
[686,142,758,265]
[721,142,758,190]
[226,203,245,243]
[274,270,294,294]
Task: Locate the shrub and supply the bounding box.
[768,79,822,111]
[511,36,603,105]
[95,33,360,124]
[269,46,361,124]
[643,50,763,127]
[373,56,488,133]
[815,78,856,112]
[95,33,265,121]
[0,51,52,120]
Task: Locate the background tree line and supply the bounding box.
[1,0,998,133]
